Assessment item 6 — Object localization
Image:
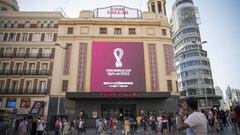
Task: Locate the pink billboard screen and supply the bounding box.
[90,42,146,92]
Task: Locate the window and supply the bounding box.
[0,33,4,41]
[8,33,16,41]
[99,27,107,34]
[30,48,38,57]
[45,33,53,41]
[5,48,12,55]
[15,63,22,71]
[11,81,19,93]
[49,21,54,28]
[114,28,122,35]
[13,21,18,28]
[43,21,48,28]
[151,2,155,12]
[129,28,136,35]
[24,21,30,28]
[41,63,48,74]
[17,48,25,57]
[43,48,51,57]
[0,80,5,92]
[28,63,35,73]
[39,81,46,94]
[167,80,172,91]
[162,29,167,36]
[67,27,73,34]
[32,33,41,41]
[62,80,68,92]
[157,1,162,13]
[0,21,4,28]
[14,63,22,74]
[1,63,9,71]
[24,81,32,93]
[7,21,11,28]
[20,33,28,41]
[1,7,7,11]
[37,21,41,28]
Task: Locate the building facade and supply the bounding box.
[48,0,179,128]
[0,0,179,128]
[0,0,63,119]
[170,0,221,109]
[226,86,240,108]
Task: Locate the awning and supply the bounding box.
[66,92,171,99]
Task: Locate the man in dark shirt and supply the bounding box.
[0,115,10,135]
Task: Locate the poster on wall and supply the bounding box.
[20,98,31,108]
[91,42,146,92]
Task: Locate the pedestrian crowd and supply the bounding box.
[0,102,240,135]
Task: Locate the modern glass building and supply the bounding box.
[170,0,221,109]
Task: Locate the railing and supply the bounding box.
[0,53,53,58]
[0,89,47,95]
[0,70,49,75]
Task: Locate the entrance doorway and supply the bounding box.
[101,104,136,119]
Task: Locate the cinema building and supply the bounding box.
[47,0,178,127]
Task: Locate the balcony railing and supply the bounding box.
[0,53,53,58]
[0,89,47,95]
[0,70,49,76]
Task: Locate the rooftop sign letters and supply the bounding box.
[93,5,142,19]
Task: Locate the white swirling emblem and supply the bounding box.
[113,48,124,68]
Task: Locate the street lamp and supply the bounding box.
[192,40,208,108]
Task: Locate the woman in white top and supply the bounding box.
[63,120,70,135]
[37,118,44,135]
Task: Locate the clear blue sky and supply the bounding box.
[18,0,240,92]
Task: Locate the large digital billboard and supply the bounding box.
[91,42,146,92]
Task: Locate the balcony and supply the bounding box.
[0,89,47,95]
[0,53,53,59]
[0,70,49,76]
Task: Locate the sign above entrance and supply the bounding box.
[66,92,171,99]
[93,5,142,19]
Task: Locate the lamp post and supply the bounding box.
[192,40,208,108]
[54,43,71,118]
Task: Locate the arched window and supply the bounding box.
[13,21,18,28]
[7,21,12,28]
[49,21,54,28]
[37,21,41,28]
[151,2,155,13]
[157,1,162,13]
[0,21,4,28]
[24,21,30,28]
[43,21,48,28]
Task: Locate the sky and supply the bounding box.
[17,0,240,94]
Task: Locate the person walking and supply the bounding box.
[97,119,105,135]
[36,117,44,135]
[18,117,29,135]
[63,120,70,135]
[55,118,61,135]
[108,116,114,135]
[31,117,37,135]
[0,115,9,135]
[177,97,208,135]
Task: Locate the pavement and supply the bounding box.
[47,126,238,135]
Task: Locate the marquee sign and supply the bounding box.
[93,5,142,19]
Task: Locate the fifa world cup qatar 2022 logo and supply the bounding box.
[114,48,124,68]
